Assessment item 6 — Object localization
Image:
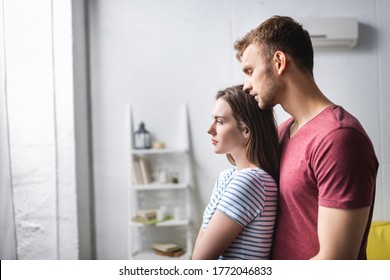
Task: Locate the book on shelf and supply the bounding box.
[153,248,185,257]
[131,156,152,185]
[139,156,153,184]
[152,243,185,257]
[131,157,143,184]
[135,209,157,221]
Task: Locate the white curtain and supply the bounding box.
[0,0,81,259]
[0,0,17,259]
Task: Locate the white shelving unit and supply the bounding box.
[127,104,194,260]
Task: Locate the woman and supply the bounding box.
[192,85,279,260]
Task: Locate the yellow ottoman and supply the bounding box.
[367,221,390,260]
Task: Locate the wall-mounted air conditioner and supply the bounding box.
[299,17,358,48]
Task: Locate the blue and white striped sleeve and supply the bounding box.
[216,170,265,226]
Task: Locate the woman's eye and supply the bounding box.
[216,120,223,125]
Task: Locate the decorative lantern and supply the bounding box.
[134,122,151,149]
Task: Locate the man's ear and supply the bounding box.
[274,51,287,75]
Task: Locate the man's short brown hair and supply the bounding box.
[234,15,314,75]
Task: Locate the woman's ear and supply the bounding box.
[242,125,250,139]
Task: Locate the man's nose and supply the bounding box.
[243,80,252,93]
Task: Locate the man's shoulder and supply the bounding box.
[302,105,365,134]
[317,105,369,138]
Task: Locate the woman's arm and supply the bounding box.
[192,210,243,260]
[193,226,204,251]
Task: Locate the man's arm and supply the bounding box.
[192,210,243,260]
[311,206,370,259]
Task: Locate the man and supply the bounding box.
[234,15,378,259]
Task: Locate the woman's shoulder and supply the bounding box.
[234,168,277,186]
[217,167,236,180]
[236,167,269,177]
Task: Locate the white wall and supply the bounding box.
[88,0,390,259]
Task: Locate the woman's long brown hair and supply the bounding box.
[216,84,279,182]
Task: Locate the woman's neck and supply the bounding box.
[234,156,257,171]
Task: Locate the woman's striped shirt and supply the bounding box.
[202,167,278,259]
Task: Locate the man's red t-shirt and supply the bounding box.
[271,106,378,260]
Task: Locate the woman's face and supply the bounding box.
[207,98,246,156]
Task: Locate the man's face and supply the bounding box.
[241,44,281,110]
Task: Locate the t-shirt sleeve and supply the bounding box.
[216,171,265,226]
[313,128,378,209]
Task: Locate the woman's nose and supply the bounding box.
[207,123,215,135]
